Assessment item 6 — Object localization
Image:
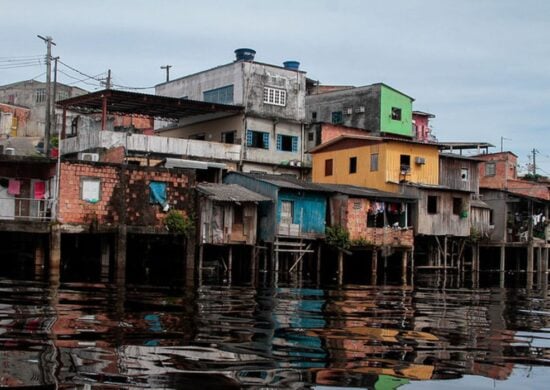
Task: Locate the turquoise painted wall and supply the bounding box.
[278,190,327,234]
[379,85,413,137]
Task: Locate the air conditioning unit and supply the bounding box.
[79,152,99,162]
[415,157,426,165]
[4,147,15,156]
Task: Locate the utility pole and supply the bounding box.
[52,56,59,140]
[105,69,112,89]
[161,65,172,83]
[532,148,539,177]
[37,35,55,157]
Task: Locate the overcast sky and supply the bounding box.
[2,0,549,175]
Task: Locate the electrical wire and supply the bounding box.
[57,60,104,82]
[57,69,104,88]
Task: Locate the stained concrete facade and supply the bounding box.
[0,80,87,137]
[306,83,414,138]
[155,51,308,175]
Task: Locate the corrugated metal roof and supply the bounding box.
[318,183,416,201]
[238,172,331,192]
[471,199,491,209]
[197,183,271,202]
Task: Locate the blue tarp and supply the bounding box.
[149,182,167,205]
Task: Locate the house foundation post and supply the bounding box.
[115,226,127,286]
[337,250,344,285]
[401,250,408,285]
[34,238,45,280]
[100,236,110,282]
[527,243,534,289]
[316,243,322,285]
[49,224,61,284]
[371,249,378,285]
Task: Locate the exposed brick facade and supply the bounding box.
[58,161,195,230]
[477,152,549,200]
[321,123,369,144]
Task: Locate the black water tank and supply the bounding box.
[235,48,256,61]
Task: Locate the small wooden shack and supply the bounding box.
[197,183,271,246]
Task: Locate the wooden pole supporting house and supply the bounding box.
[100,236,110,282]
[316,244,322,284]
[500,245,506,273]
[34,239,45,280]
[401,251,408,285]
[49,224,61,284]
[337,250,344,285]
[115,226,127,285]
[443,236,448,270]
[536,247,543,288]
[411,247,415,287]
[371,249,378,285]
[228,246,233,273]
[527,243,534,289]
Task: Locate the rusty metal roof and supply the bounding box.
[56,89,243,120]
[197,183,271,202]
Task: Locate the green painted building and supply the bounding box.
[305,83,414,147]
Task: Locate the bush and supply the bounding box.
[326,225,350,250]
[350,237,372,247]
[164,210,194,236]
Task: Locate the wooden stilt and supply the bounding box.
[115,226,127,286]
[527,243,534,290]
[316,244,322,285]
[401,250,408,285]
[338,250,344,285]
[100,236,110,282]
[443,236,448,270]
[185,233,196,287]
[371,249,378,285]
[49,224,61,284]
[34,238,45,280]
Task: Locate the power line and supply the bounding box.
[57,69,105,87]
[0,54,43,60]
[0,62,44,70]
[57,60,103,82]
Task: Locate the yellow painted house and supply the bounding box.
[310,135,440,192]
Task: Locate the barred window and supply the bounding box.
[36,88,46,103]
[263,87,286,106]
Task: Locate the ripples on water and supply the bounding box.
[0,271,549,389]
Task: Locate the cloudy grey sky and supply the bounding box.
[2,0,549,175]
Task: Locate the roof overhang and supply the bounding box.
[56,89,244,121]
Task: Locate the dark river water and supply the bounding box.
[0,267,549,389]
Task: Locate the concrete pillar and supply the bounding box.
[100,236,110,282]
[337,251,344,285]
[371,249,378,285]
[34,238,45,280]
[499,245,506,273]
[115,226,127,286]
[49,224,61,284]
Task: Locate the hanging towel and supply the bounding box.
[149,182,167,205]
[8,179,20,195]
[34,182,46,199]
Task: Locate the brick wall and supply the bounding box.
[346,197,413,247]
[58,161,195,229]
[321,123,369,144]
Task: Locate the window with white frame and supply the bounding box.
[263,87,287,106]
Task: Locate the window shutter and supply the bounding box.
[246,130,253,146]
[276,134,282,151]
[263,132,269,149]
[291,136,298,152]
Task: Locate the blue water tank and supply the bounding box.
[283,61,300,70]
[234,48,256,61]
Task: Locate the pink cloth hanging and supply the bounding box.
[34,182,46,199]
[8,179,20,195]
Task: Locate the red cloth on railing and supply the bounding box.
[8,179,20,195]
[34,182,46,199]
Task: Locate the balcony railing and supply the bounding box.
[0,197,52,221]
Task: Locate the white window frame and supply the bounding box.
[263,87,287,106]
